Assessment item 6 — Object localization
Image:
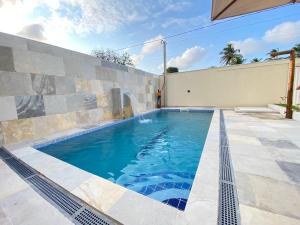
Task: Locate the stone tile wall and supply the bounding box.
[0,32,159,145]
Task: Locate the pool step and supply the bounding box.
[120,172,194,211]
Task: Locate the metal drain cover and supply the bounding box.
[75,209,112,225]
[28,175,82,215]
[5,157,35,178]
[218,111,240,225]
[0,147,12,159]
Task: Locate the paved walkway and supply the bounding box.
[0,159,74,225]
[224,110,300,225]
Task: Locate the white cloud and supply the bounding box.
[132,34,164,65]
[263,20,300,44]
[0,0,188,36]
[141,35,164,54]
[0,0,191,55]
[0,0,172,53]
[166,46,206,69]
[0,1,32,34]
[65,0,149,34]
[162,15,209,28]
[0,0,16,5]
[154,1,190,17]
[131,54,144,65]
[18,23,46,40]
[229,20,300,57]
[163,1,190,12]
[230,38,266,56]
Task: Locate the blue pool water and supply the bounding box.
[38,110,213,210]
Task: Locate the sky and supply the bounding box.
[0,0,300,74]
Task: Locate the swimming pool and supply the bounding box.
[37,109,213,210]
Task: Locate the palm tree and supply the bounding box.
[235,55,246,64]
[293,44,300,58]
[267,48,279,60]
[220,43,243,65]
[251,58,262,63]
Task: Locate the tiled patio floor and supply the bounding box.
[224,110,300,225]
[0,159,73,225]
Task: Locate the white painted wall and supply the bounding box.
[162,59,300,107]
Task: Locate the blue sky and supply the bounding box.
[0,0,299,74]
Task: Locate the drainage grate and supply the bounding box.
[220,145,231,167]
[221,165,233,183]
[28,175,82,215]
[5,157,35,178]
[0,147,12,159]
[220,183,238,225]
[75,209,112,225]
[218,111,240,225]
[0,147,119,225]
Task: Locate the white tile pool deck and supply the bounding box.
[1,109,300,225]
[224,110,300,225]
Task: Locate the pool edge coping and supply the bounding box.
[4,107,219,225]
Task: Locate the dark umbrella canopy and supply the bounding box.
[211,0,300,20]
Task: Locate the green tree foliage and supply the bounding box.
[92,49,133,66]
[293,43,300,58]
[220,43,245,65]
[267,48,281,60]
[235,55,246,64]
[166,67,179,73]
[251,58,262,63]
